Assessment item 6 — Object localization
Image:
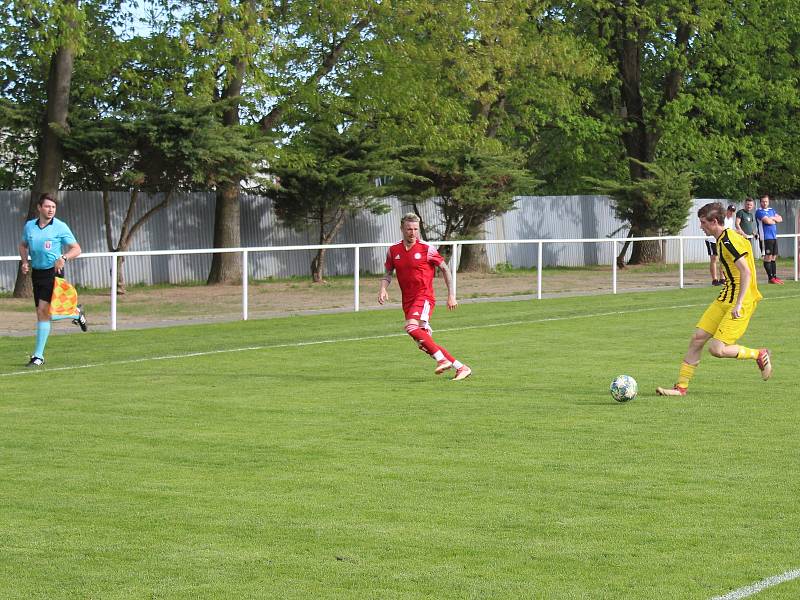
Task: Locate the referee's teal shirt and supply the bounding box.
[21,218,77,270]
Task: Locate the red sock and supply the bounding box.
[437,346,455,362]
[405,324,440,355]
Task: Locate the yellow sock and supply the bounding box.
[677,362,696,389]
[736,346,758,360]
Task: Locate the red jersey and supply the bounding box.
[385,239,444,310]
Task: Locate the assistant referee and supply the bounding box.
[18,193,87,367]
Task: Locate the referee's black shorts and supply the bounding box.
[31,267,60,307]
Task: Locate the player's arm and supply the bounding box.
[731,256,750,319]
[378,269,392,305]
[18,241,30,275]
[438,261,458,310]
[759,213,778,225]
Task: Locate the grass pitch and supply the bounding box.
[1,286,799,599]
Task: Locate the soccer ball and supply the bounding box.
[610,375,637,402]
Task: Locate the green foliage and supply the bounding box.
[3,0,800,219]
[63,98,269,193]
[393,141,539,240]
[0,0,138,188]
[585,159,694,236]
[265,117,408,275]
[652,0,800,198]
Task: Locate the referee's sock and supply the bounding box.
[33,321,51,359]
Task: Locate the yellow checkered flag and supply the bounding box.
[50,277,79,318]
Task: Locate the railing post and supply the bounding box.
[110,255,118,331]
[536,241,543,300]
[679,237,685,289]
[242,250,249,321]
[612,240,618,294]
[354,246,360,312]
[451,243,458,298]
[795,233,799,282]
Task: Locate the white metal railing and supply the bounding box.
[3,233,798,331]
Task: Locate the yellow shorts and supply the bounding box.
[696,299,758,345]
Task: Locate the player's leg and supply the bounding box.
[707,302,772,380]
[419,301,471,379]
[404,301,470,379]
[405,318,439,355]
[657,303,721,396]
[71,304,88,330]
[430,341,471,378]
[766,240,782,283]
[406,320,456,374]
[405,300,452,373]
[763,240,775,281]
[27,271,55,366]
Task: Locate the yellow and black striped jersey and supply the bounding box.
[716,228,763,304]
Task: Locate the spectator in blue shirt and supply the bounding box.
[18,193,88,367]
[754,194,784,284]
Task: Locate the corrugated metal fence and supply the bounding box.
[1,191,797,291]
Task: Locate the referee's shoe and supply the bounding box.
[73,304,88,332]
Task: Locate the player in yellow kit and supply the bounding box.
[657,202,772,396]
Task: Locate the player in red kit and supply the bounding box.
[378,213,472,380]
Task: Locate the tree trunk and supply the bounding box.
[628,239,662,264]
[208,48,246,284]
[13,25,77,298]
[310,209,347,283]
[207,182,242,284]
[115,254,127,295]
[611,2,690,267]
[103,189,174,293]
[458,227,490,273]
[311,248,327,283]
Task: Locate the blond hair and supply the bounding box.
[400,212,420,226]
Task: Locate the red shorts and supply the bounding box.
[403,297,435,323]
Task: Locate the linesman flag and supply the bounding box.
[50,277,79,318]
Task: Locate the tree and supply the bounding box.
[656,0,800,198]
[63,98,269,292]
[547,0,800,261]
[156,0,381,284]
[586,160,694,266]
[266,119,405,282]
[394,142,537,270]
[563,0,699,262]
[357,1,595,268]
[1,0,85,297]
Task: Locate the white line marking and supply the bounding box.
[3,293,798,378]
[711,568,800,599]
